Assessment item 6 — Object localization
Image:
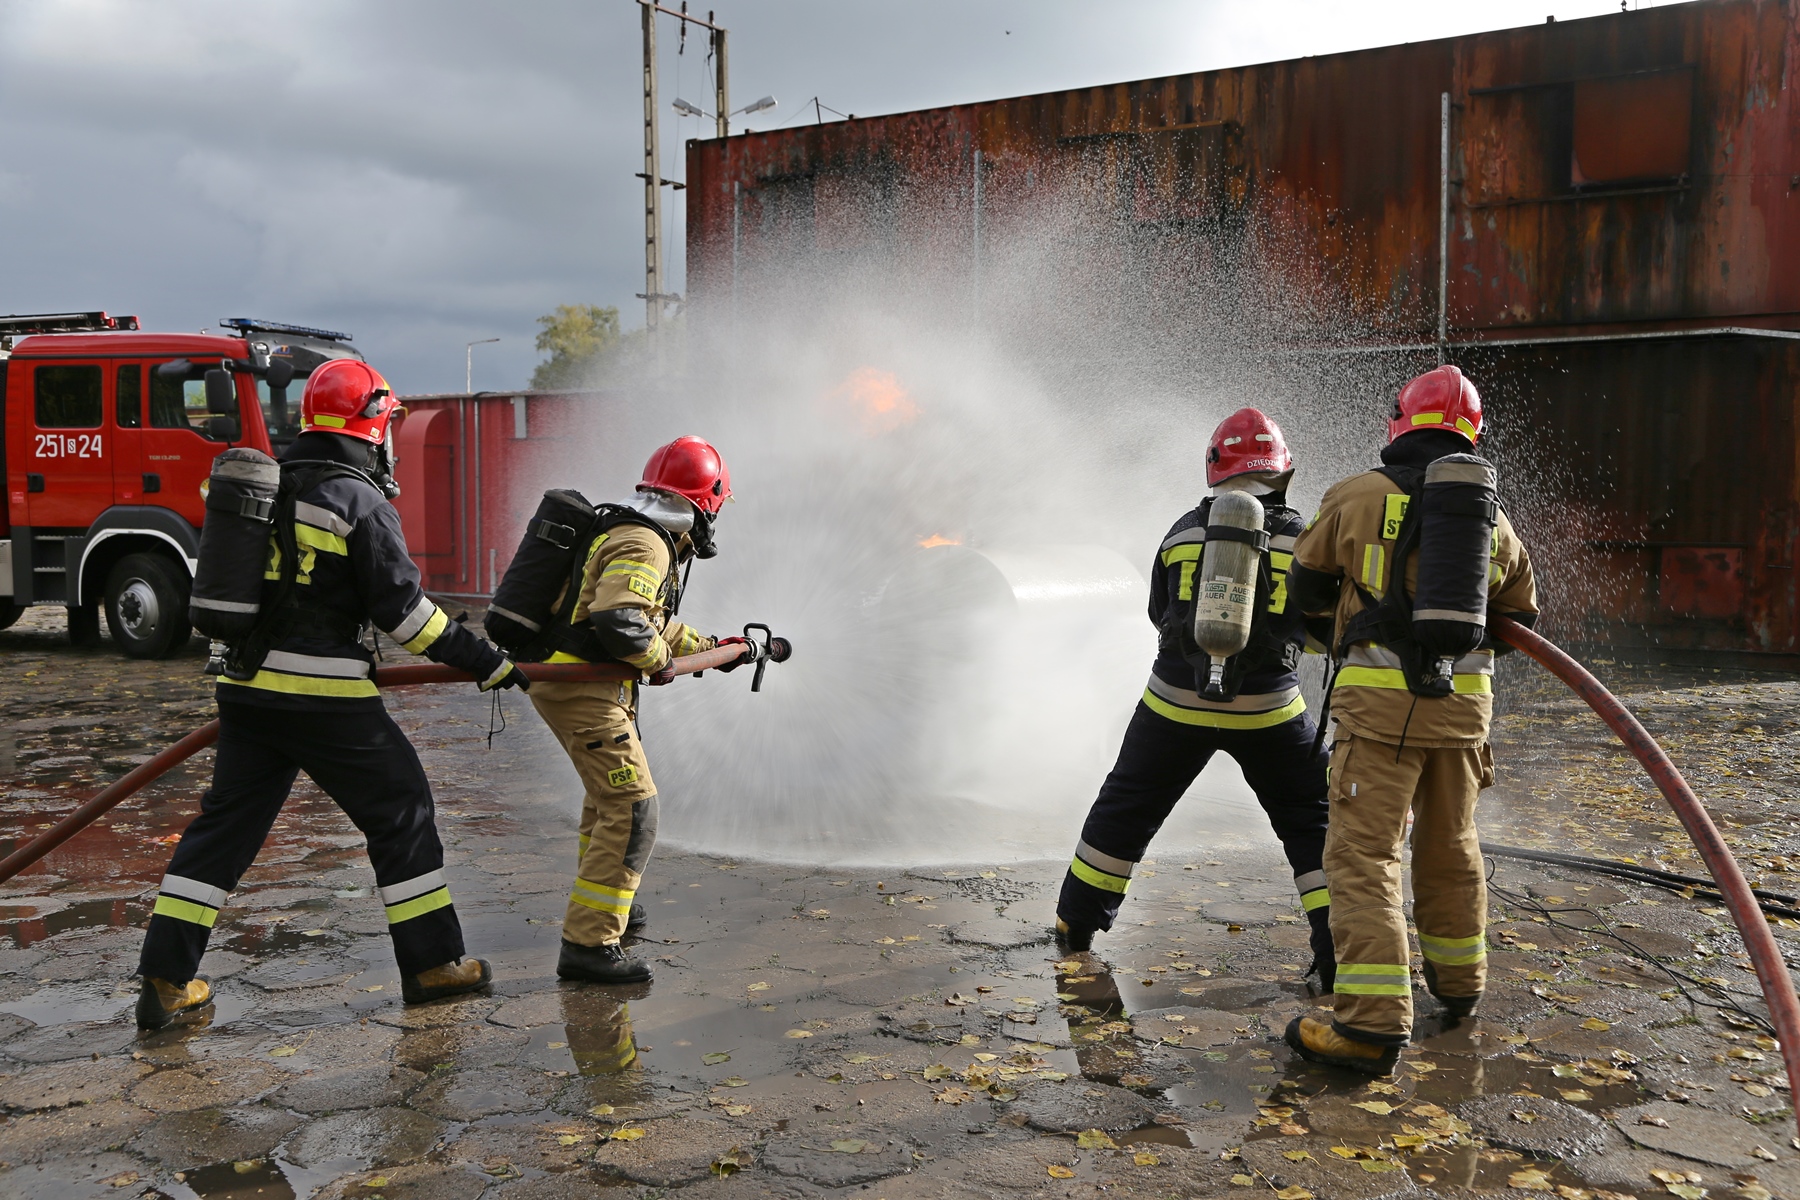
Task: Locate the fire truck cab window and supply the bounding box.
[149,365,237,441]
[257,378,300,445]
[34,364,103,428]
[116,363,142,429]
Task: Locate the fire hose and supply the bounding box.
[1491,615,1800,1124]
[0,630,789,886]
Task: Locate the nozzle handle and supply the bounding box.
[742,623,793,692]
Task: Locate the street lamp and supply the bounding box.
[466,338,499,393]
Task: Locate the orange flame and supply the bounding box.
[917,534,961,549]
[833,367,919,436]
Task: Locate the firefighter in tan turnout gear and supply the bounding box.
[519,437,747,985]
[1283,366,1538,1074]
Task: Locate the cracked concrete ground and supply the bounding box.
[3,608,1800,1200]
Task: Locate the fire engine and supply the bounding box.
[1,313,363,657]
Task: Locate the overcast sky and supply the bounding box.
[0,0,1665,393]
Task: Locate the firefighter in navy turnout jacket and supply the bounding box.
[134,360,527,1030]
[528,437,745,986]
[1284,365,1538,1075]
[1056,409,1336,987]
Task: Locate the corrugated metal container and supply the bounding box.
[685,0,1800,661]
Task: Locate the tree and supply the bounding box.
[530,304,625,390]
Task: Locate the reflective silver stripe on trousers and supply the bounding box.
[379,870,447,907]
[190,596,260,613]
[387,595,439,644]
[292,501,354,537]
[1076,840,1136,878]
[488,604,543,633]
[1413,609,1484,624]
[1345,644,1494,675]
[1146,674,1302,714]
[259,650,373,678]
[1294,870,1327,895]
[160,873,229,908]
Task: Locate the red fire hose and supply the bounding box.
[0,643,750,885]
[1492,616,1800,1123]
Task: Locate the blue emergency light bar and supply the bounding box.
[221,317,354,342]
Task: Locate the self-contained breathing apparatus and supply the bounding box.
[191,450,385,679]
[1160,494,1302,702]
[1336,453,1500,698]
[486,489,697,664]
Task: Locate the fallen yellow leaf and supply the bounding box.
[1048,1165,1075,1178]
[608,1128,647,1141]
[785,1029,813,1039]
[1350,1101,1398,1115]
[1075,1129,1116,1150]
[1579,1018,1611,1032]
[1134,1151,1161,1166]
[1274,1187,1314,1200]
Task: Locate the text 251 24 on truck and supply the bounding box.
[1,313,363,657]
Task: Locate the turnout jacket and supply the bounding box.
[547,518,715,674]
[219,434,510,709]
[1144,493,1306,728]
[1290,451,1538,748]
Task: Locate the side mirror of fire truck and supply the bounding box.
[265,359,296,391]
[203,369,236,414]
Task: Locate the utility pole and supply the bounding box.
[466,338,499,393]
[636,2,729,341]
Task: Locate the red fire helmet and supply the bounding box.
[1389,364,1483,446]
[639,435,731,515]
[1206,407,1293,488]
[300,359,400,445]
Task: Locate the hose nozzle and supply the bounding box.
[742,623,794,692]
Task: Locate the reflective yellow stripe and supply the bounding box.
[309,413,347,429]
[1270,551,1293,570]
[571,879,635,913]
[1361,542,1384,589]
[153,895,219,927]
[546,650,590,664]
[294,523,349,556]
[1333,666,1491,695]
[602,560,661,580]
[402,607,450,654]
[1382,494,1410,540]
[1300,888,1331,913]
[218,672,381,698]
[1418,932,1487,964]
[578,833,591,858]
[1160,544,1202,567]
[1335,963,1410,995]
[1268,571,1289,614]
[1410,412,1444,427]
[387,887,453,924]
[1177,560,1197,601]
[1454,416,1477,438]
[1070,856,1129,895]
[1142,689,1306,729]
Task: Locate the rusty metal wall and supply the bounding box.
[685,0,1800,656]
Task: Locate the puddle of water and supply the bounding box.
[0,981,135,1024]
[1118,1122,1192,1149]
[0,896,144,947]
[179,1158,296,1200]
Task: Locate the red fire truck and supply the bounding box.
[1,313,364,657]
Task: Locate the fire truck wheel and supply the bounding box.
[103,553,192,660]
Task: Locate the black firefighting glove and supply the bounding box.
[714,635,754,673]
[481,660,531,692]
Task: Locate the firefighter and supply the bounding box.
[134,359,527,1030]
[529,436,744,986]
[1283,365,1538,1074]
[1055,409,1336,988]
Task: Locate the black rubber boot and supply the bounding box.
[401,957,492,1004]
[1054,918,1094,953]
[1422,960,1479,1021]
[558,940,653,985]
[626,903,647,935]
[1307,906,1336,992]
[136,976,214,1031]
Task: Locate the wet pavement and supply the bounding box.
[4,609,1800,1200]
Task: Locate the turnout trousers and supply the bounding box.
[137,698,465,983]
[1324,732,1493,1044]
[528,680,658,947]
[1056,702,1333,963]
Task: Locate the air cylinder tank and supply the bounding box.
[189,448,280,641]
[1412,453,1499,691]
[1192,489,1266,697]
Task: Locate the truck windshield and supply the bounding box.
[258,378,301,449]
